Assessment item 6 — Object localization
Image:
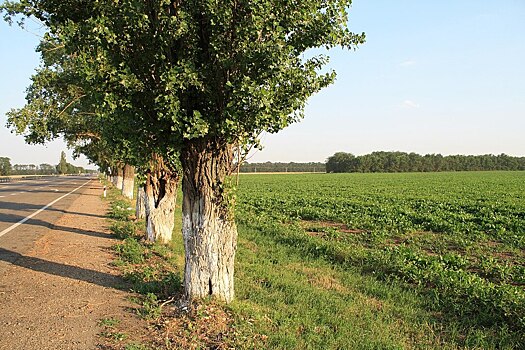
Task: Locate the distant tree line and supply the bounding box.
[0,154,94,176]
[326,152,525,173]
[11,163,58,175]
[240,162,325,173]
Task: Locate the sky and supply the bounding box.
[1,1,524,167]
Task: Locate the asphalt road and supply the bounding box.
[0,176,97,267]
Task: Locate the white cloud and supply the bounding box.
[403,100,420,109]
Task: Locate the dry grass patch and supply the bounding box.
[156,302,238,350]
[300,220,365,240]
[287,263,348,293]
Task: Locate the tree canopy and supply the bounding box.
[3,0,364,150]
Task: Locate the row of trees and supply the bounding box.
[240,162,325,173]
[0,153,90,176]
[326,151,525,173]
[0,152,91,176]
[1,0,364,302]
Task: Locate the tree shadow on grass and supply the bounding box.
[0,247,126,290]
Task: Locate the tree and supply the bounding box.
[2,0,365,302]
[326,152,357,173]
[164,1,363,302]
[39,163,53,174]
[57,151,68,174]
[3,30,179,243]
[0,157,11,176]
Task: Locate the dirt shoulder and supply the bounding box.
[0,179,147,350]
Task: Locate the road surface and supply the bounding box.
[0,175,96,266]
[0,175,150,350]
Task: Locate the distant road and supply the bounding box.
[0,176,96,264]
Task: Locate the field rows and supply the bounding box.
[235,171,525,348]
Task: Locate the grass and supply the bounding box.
[101,172,525,349]
[124,343,151,350]
[98,318,121,328]
[230,223,451,349]
[98,316,128,345]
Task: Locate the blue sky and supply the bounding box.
[1,1,524,167]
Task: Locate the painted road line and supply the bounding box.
[0,179,91,239]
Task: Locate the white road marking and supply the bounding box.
[0,179,91,239]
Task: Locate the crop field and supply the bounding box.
[231,171,525,349]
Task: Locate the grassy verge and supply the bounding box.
[101,179,240,349]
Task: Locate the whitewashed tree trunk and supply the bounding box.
[181,138,237,303]
[122,164,135,200]
[135,186,146,220]
[144,167,179,244]
[111,167,118,186]
[115,167,124,190]
[147,189,176,243]
[144,184,156,242]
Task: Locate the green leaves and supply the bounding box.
[182,110,210,139]
[29,0,364,145]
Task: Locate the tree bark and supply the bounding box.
[143,161,179,244]
[115,167,124,190]
[122,164,135,199]
[181,138,237,303]
[135,186,146,220]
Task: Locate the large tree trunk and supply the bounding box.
[122,164,135,199]
[143,162,179,244]
[181,138,237,303]
[135,186,146,220]
[115,167,124,190]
